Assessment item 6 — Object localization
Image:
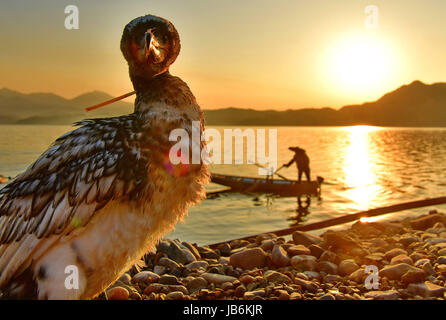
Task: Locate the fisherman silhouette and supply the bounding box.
[283,147,311,182]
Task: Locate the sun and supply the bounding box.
[326,33,398,97]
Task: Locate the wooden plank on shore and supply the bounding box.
[208,196,446,249]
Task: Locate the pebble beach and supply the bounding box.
[100,210,446,300]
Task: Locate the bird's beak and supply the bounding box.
[144,31,164,64]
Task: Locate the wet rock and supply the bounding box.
[287,245,311,256]
[277,290,290,300]
[390,254,413,265]
[290,292,303,300]
[216,243,232,256]
[410,214,446,231]
[107,286,129,300]
[409,252,425,263]
[339,259,360,276]
[407,281,446,298]
[316,261,338,275]
[292,231,322,247]
[229,248,267,270]
[132,271,160,285]
[202,273,237,284]
[401,269,425,284]
[290,255,317,271]
[164,240,197,264]
[385,248,408,261]
[159,274,180,285]
[364,290,399,300]
[318,293,336,300]
[166,291,184,300]
[438,256,446,264]
[272,245,290,267]
[351,221,381,237]
[264,270,292,284]
[380,263,421,280]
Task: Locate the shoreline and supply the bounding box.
[101,209,446,300]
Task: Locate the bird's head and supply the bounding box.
[121,15,180,80]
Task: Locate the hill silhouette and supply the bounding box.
[1,80,445,126]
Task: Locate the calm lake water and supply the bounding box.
[1,125,446,245]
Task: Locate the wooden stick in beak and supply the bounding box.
[85,91,136,112]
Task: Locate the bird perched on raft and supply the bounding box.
[0,14,209,299]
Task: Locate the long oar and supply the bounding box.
[253,162,290,181]
[85,91,136,112]
[208,195,446,248]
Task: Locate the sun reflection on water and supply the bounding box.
[343,125,382,211]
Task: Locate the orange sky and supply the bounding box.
[0,0,445,109]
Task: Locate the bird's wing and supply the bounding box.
[0,114,154,286]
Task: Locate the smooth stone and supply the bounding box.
[290,255,317,271]
[294,278,318,293]
[364,290,400,300]
[118,273,131,285]
[229,248,267,270]
[292,231,322,247]
[324,274,343,283]
[132,271,160,284]
[287,245,311,256]
[166,291,184,300]
[320,250,337,263]
[437,256,446,264]
[202,272,237,284]
[185,261,209,271]
[407,281,446,297]
[244,289,265,299]
[219,257,230,265]
[349,268,366,283]
[308,244,325,258]
[318,294,336,300]
[260,239,275,251]
[159,274,180,285]
[438,248,446,256]
[186,277,208,292]
[235,284,247,297]
[166,240,197,264]
[399,235,419,247]
[385,248,408,261]
[182,241,202,259]
[390,254,413,265]
[410,214,446,231]
[401,269,426,284]
[316,261,338,274]
[272,245,290,267]
[303,271,319,280]
[158,257,181,270]
[264,270,292,284]
[380,263,421,280]
[338,259,360,276]
[239,274,256,285]
[165,285,188,295]
[409,252,425,263]
[106,286,129,300]
[153,265,167,275]
[323,231,361,250]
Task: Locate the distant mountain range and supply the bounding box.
[1,80,445,126]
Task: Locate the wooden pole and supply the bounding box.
[85,91,136,112]
[208,196,446,248]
